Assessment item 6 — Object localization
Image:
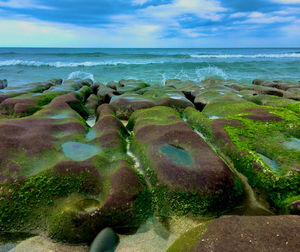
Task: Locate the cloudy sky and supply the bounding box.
[0,0,300,47]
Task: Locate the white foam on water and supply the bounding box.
[0,60,153,67]
[67,71,95,81]
[191,53,300,58]
[195,66,228,81]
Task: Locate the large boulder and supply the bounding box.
[0,93,151,244]
[127,106,243,216]
[184,99,300,213]
[110,90,194,120]
[167,215,300,252]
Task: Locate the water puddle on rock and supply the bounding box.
[160,145,194,167]
[62,142,100,161]
[85,130,97,140]
[208,115,220,119]
[50,114,71,119]
[258,153,279,172]
[193,129,272,216]
[283,138,300,151]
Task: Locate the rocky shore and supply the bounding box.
[0,77,299,251]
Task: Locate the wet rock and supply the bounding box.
[97,83,116,103]
[89,228,119,252]
[110,91,194,120]
[0,79,8,89]
[128,106,243,215]
[184,100,300,213]
[0,91,151,244]
[168,215,300,252]
[77,86,93,102]
[289,200,300,214]
[85,94,99,115]
[116,79,149,94]
[110,94,156,120]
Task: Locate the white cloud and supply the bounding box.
[138,0,227,21]
[234,11,296,24]
[0,0,53,10]
[132,0,151,5]
[229,12,248,18]
[270,0,300,4]
[0,16,165,47]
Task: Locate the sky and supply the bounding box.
[0,0,300,47]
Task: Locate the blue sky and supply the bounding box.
[0,0,300,47]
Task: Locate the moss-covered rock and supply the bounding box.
[0,91,151,244]
[110,90,194,120]
[184,101,300,213]
[127,106,243,217]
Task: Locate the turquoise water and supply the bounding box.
[0,48,299,86]
[161,145,194,167]
[62,142,100,161]
[258,153,279,172]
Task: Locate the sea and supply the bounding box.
[0,48,299,87]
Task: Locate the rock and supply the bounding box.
[77,86,93,102]
[85,94,99,115]
[0,92,151,244]
[89,228,119,252]
[0,79,8,89]
[116,79,149,94]
[97,83,116,103]
[167,215,300,252]
[110,94,156,120]
[183,100,300,213]
[289,200,300,214]
[110,90,194,120]
[128,106,243,215]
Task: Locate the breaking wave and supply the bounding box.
[67,71,94,81]
[190,53,300,58]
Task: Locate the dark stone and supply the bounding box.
[0,79,8,89]
[89,228,119,252]
[187,215,300,252]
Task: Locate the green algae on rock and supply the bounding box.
[184,100,300,213]
[127,106,244,216]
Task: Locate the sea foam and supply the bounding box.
[190,53,300,58]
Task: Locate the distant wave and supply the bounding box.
[0,52,17,55]
[0,52,108,57]
[0,60,155,67]
[0,52,191,59]
[190,53,300,58]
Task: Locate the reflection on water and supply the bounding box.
[62,141,100,161]
[284,138,300,151]
[258,153,279,172]
[160,145,194,167]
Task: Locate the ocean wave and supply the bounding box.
[0,60,155,67]
[67,71,94,81]
[190,53,300,58]
[195,66,228,81]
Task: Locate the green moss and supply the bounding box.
[68,101,90,120]
[0,172,93,232]
[184,103,300,212]
[35,93,61,107]
[128,107,244,217]
[167,222,210,252]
